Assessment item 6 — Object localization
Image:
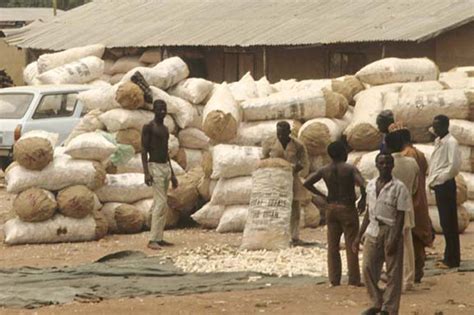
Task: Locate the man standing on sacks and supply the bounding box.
[262,121,310,245]
[142,99,178,250]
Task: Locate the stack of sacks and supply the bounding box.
[23,44,107,86]
[4,131,108,245]
[350,144,470,234]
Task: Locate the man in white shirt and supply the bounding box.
[353,152,410,315]
[427,115,462,269]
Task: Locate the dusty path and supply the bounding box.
[0,183,473,314]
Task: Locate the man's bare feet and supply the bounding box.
[157,240,174,247]
[147,241,162,250]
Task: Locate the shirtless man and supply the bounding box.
[304,141,366,286]
[142,100,178,250]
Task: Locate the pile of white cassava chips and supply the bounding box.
[4,46,472,251]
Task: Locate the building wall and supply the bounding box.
[435,21,474,71]
[0,39,26,85]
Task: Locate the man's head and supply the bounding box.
[276,121,291,142]
[432,114,450,137]
[153,99,167,120]
[375,152,394,179]
[385,131,404,153]
[376,110,395,134]
[327,141,347,162]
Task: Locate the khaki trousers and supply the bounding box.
[403,228,415,290]
[290,200,300,241]
[326,204,360,286]
[363,225,404,315]
[148,162,170,242]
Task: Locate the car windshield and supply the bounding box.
[0,93,34,119]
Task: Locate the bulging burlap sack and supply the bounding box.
[114,204,144,234]
[197,177,217,202]
[92,209,109,239]
[167,167,203,216]
[115,82,145,110]
[298,114,351,156]
[13,137,53,171]
[429,205,470,234]
[241,158,293,250]
[465,200,474,221]
[64,132,116,161]
[178,128,209,150]
[139,48,162,64]
[175,148,204,171]
[356,57,439,85]
[211,144,262,179]
[37,44,105,74]
[461,172,474,200]
[202,83,241,142]
[426,174,468,206]
[6,155,106,193]
[134,199,180,230]
[230,120,301,146]
[301,201,321,228]
[4,214,97,245]
[216,205,249,233]
[57,185,97,219]
[109,56,145,75]
[242,88,347,121]
[331,76,365,104]
[115,128,141,153]
[191,203,226,229]
[13,188,57,222]
[449,119,474,146]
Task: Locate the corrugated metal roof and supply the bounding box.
[0,8,63,22]
[4,0,474,49]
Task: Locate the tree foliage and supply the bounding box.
[0,0,90,10]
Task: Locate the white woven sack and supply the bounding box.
[6,154,105,193]
[230,120,299,146]
[95,173,153,203]
[344,84,402,151]
[356,57,439,85]
[37,44,105,74]
[291,79,332,92]
[4,214,97,245]
[461,172,474,200]
[228,72,258,102]
[98,109,153,132]
[210,176,252,206]
[178,128,209,150]
[64,109,105,145]
[20,130,58,147]
[64,132,116,161]
[216,205,248,233]
[189,105,204,130]
[414,144,473,173]
[464,200,474,221]
[241,164,293,250]
[385,90,473,131]
[356,150,379,181]
[255,76,276,97]
[399,81,445,94]
[116,154,184,175]
[449,120,474,146]
[202,83,241,142]
[23,62,39,85]
[441,73,474,89]
[429,205,470,234]
[77,84,121,112]
[211,144,262,179]
[151,87,195,128]
[272,79,298,92]
[177,148,203,171]
[168,78,214,104]
[37,56,104,85]
[191,203,226,229]
[88,79,111,87]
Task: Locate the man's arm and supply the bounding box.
[353,167,367,214]
[431,140,461,186]
[352,209,370,254]
[303,170,327,199]
[168,155,178,189]
[387,184,410,255]
[141,125,152,186]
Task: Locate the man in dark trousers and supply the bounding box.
[304,141,366,286]
[142,100,178,250]
[353,152,410,315]
[427,115,462,269]
[376,110,395,152]
[262,121,309,245]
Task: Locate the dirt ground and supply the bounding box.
[0,174,473,315]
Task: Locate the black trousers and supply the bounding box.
[434,178,461,267]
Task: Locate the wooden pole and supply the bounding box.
[53,0,58,16]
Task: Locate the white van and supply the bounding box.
[0,85,93,170]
